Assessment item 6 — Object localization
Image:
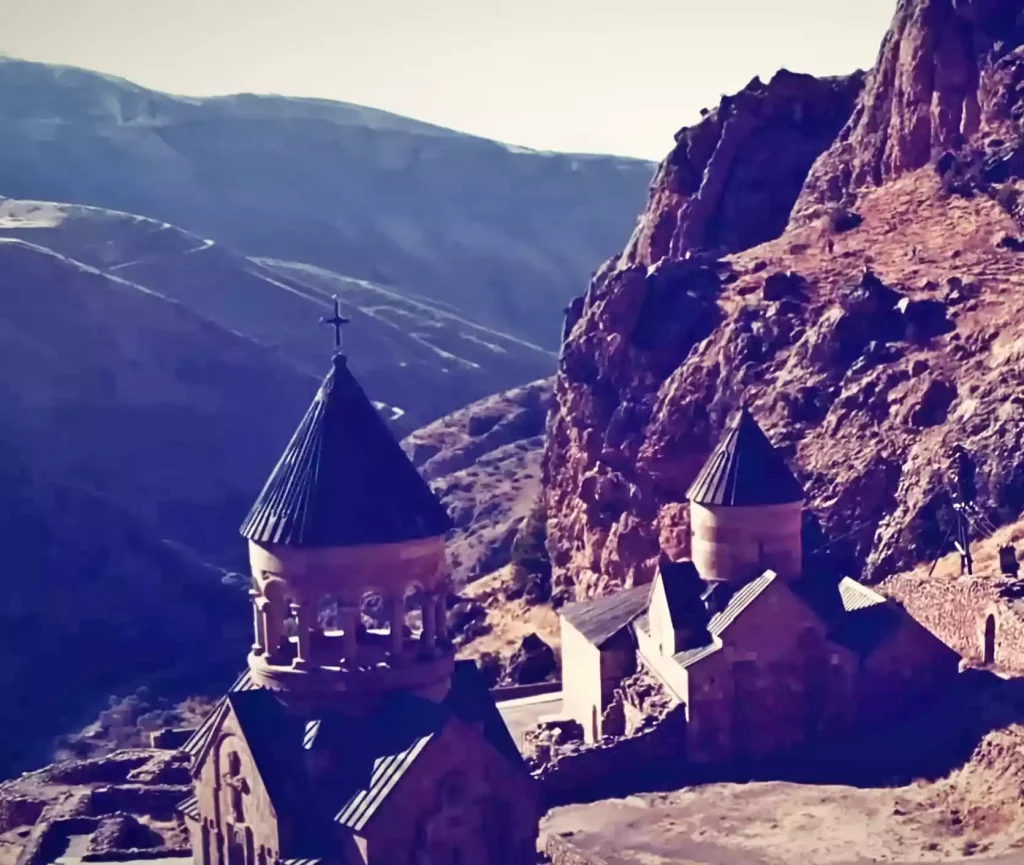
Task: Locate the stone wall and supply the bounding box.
[0,795,45,833]
[88,786,190,818]
[530,695,690,806]
[883,571,1024,671]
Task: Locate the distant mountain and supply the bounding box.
[0,199,553,430]
[0,57,654,350]
[0,236,316,565]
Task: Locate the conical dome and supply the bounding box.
[686,407,804,507]
[241,356,453,547]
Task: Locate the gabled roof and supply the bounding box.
[652,559,710,638]
[636,571,778,670]
[687,407,805,507]
[182,669,257,771]
[185,662,527,853]
[828,577,903,657]
[560,585,650,648]
[705,570,777,635]
[240,355,453,547]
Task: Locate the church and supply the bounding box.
[177,323,541,865]
[559,407,961,762]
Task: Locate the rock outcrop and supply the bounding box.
[620,69,863,267]
[793,0,1024,224]
[545,0,1024,599]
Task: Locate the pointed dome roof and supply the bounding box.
[240,356,453,547]
[686,407,804,507]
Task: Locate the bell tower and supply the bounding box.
[239,299,455,707]
[686,406,805,584]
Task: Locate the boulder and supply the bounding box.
[505,633,556,685]
[447,600,487,636]
[762,270,808,302]
[476,652,503,689]
[896,297,954,342]
[908,379,958,428]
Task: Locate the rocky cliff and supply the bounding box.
[545,0,1024,598]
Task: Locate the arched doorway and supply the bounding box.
[983,615,996,666]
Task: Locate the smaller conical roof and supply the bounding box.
[686,407,804,507]
[240,356,453,547]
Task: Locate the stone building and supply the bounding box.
[559,407,960,761]
[884,548,1024,673]
[179,352,541,865]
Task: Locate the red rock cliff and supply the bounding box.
[545,0,1024,599]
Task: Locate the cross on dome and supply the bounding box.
[319,296,350,355]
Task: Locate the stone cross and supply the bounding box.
[320,295,350,354]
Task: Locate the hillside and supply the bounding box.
[545,0,1024,598]
[0,57,654,350]
[0,199,553,430]
[403,378,551,584]
[0,238,323,775]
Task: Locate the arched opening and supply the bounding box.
[984,614,997,666]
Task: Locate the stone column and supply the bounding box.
[421,591,437,652]
[261,601,282,662]
[292,602,312,669]
[434,591,448,646]
[389,596,405,658]
[249,590,265,655]
[340,606,359,665]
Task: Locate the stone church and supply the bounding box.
[559,407,960,762]
[178,349,541,865]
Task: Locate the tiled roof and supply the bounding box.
[674,640,723,669]
[706,571,776,635]
[838,577,886,612]
[637,572,776,671]
[240,356,453,547]
[177,795,199,821]
[687,407,805,507]
[187,661,524,852]
[334,732,434,831]
[560,585,650,648]
[182,669,257,766]
[830,577,902,657]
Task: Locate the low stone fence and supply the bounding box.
[16,816,98,865]
[88,785,191,818]
[490,680,561,702]
[532,705,690,806]
[81,847,191,862]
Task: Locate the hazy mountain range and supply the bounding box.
[0,56,654,774]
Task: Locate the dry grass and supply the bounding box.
[457,565,561,663]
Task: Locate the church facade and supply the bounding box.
[559,407,961,762]
[179,348,541,865]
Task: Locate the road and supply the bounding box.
[497,691,562,747]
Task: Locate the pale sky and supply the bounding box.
[0,0,896,160]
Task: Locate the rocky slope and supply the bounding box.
[0,57,653,349]
[546,0,1024,598]
[403,378,551,583]
[0,199,553,431]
